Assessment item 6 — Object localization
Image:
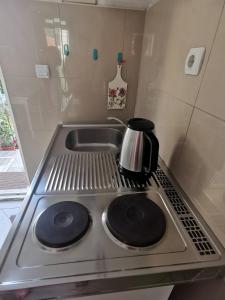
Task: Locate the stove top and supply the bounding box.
[0,126,223,297]
[16,190,185,269]
[104,194,166,248]
[35,201,90,249]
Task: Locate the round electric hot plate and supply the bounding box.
[35,201,90,248]
[105,194,166,247]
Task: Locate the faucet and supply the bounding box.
[107,117,126,127]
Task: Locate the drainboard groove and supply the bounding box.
[67,153,74,190]
[111,154,121,188]
[63,154,69,191]
[45,156,58,192]
[89,153,93,190]
[102,153,109,188]
[96,153,102,189]
[93,153,97,189]
[71,153,77,190]
[85,153,89,190]
[76,153,81,190]
[81,153,85,190]
[54,155,65,191]
[104,153,113,189]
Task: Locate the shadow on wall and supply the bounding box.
[136,0,180,117]
[44,45,78,121]
[167,136,185,170]
[168,136,208,199]
[168,130,225,204]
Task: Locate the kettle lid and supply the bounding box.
[127,118,155,132]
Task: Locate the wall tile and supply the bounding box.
[0,0,62,78]
[136,89,193,166]
[172,109,225,199]
[196,6,225,121]
[31,1,63,78]
[135,0,225,246]
[171,109,225,246]
[0,3,144,179]
[123,10,145,121]
[136,0,224,106]
[0,0,37,77]
[60,4,125,80]
[6,77,62,131]
[16,129,54,179]
[61,77,137,123]
[59,5,145,123]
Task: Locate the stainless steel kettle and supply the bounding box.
[119,118,159,180]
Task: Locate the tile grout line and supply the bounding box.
[167,1,225,169]
[136,10,147,109]
[134,10,148,116]
[193,0,225,108]
[122,10,127,55]
[151,88,195,108]
[57,1,65,79]
[194,106,225,124]
[183,0,225,142]
[154,87,225,125]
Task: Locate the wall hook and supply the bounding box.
[92,49,98,61]
[64,44,70,56]
[117,52,123,64]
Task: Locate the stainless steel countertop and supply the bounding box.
[0,124,225,300]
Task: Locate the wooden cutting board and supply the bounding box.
[107,64,127,110]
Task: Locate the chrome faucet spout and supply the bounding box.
[107,117,126,127]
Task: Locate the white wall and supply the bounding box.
[0,0,145,179]
[135,0,225,247]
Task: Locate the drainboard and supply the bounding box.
[44,152,152,193]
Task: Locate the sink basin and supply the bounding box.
[65,128,123,152]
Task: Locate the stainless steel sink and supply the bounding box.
[65,128,123,152]
[1,124,225,300]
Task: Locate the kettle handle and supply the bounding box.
[144,132,159,173]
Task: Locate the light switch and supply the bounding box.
[184,47,205,76]
[35,64,50,79]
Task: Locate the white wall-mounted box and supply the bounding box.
[35,64,50,79]
[185,47,206,76]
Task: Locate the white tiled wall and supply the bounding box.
[0,1,145,179]
[136,0,225,246]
